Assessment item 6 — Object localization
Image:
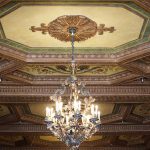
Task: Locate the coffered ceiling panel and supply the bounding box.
[1,5,144,48]
[0,1,149,54]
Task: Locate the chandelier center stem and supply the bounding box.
[69,27,77,76]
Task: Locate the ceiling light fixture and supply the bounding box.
[45,26,101,150]
[30,15,114,150]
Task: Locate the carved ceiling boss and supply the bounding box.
[30,15,115,42]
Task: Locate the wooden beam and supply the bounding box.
[0,124,149,135]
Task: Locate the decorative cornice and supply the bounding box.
[0,85,149,96]
[0,42,149,64]
[0,95,150,103]
[6,70,138,85]
[0,124,149,135]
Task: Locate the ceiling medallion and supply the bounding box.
[30,15,115,42]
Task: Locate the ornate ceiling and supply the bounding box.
[0,0,149,150]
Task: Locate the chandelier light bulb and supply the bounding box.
[46,107,50,117]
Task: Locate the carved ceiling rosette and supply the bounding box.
[30,15,115,42]
[48,15,97,42]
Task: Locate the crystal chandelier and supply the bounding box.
[45,27,101,150]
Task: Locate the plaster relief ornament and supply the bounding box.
[30,15,115,42]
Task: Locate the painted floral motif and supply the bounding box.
[20,65,125,76]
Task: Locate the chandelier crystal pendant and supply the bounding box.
[45,27,101,150]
